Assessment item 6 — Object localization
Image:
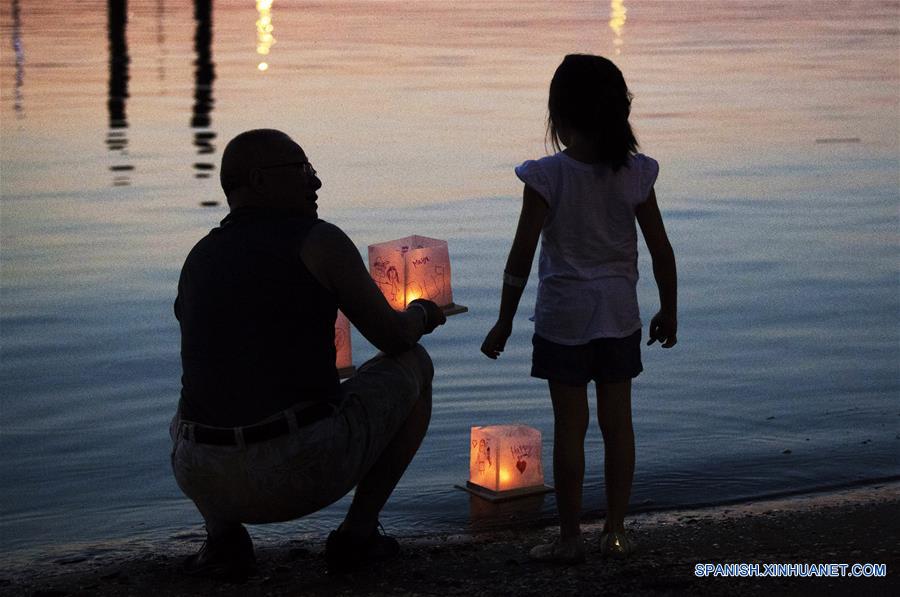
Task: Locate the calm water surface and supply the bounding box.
[1,0,898,566]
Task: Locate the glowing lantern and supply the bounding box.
[460,425,552,502]
[368,235,467,315]
[334,309,355,378]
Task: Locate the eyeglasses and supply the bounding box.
[259,161,317,179]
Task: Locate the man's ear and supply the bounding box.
[248,167,265,192]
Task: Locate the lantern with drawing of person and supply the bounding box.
[367,235,467,315]
[458,425,552,502]
[334,309,355,378]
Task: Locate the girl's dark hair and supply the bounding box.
[547,54,638,171]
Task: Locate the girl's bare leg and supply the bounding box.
[548,381,589,539]
[595,380,634,534]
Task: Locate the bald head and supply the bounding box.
[220,129,304,199]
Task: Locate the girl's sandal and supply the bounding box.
[528,535,586,564]
[600,531,635,559]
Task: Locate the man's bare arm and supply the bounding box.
[300,222,427,355]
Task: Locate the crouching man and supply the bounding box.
[171,129,445,579]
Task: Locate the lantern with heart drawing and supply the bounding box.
[459,425,552,502]
[367,235,467,315]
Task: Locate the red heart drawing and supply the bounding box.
[516,459,527,474]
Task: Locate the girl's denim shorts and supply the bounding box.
[531,329,643,386]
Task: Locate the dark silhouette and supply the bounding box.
[547,54,638,171]
[482,54,677,563]
[191,0,216,184]
[11,0,24,117]
[106,0,131,186]
[156,0,166,86]
[156,0,166,85]
[171,130,446,580]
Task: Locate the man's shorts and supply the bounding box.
[170,345,432,524]
[531,330,643,386]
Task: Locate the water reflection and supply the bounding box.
[467,493,548,531]
[256,0,275,72]
[609,0,627,55]
[10,0,24,117]
[191,0,216,185]
[107,0,131,187]
[156,0,166,86]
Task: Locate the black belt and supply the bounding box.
[185,401,336,446]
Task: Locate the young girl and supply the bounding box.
[481,54,677,563]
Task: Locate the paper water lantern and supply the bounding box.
[334,309,355,378]
[458,425,553,502]
[368,235,467,315]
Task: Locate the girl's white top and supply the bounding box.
[515,151,659,345]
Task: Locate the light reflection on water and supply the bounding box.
[255,0,275,72]
[609,0,626,55]
[0,0,898,564]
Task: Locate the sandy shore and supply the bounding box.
[3,482,897,596]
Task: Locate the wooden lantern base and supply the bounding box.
[455,481,554,503]
[442,303,468,316]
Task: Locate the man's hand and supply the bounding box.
[647,311,677,348]
[407,299,446,334]
[481,320,512,359]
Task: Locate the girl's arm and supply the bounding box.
[481,185,547,359]
[635,187,678,347]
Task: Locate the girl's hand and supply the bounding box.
[481,321,513,359]
[647,312,677,348]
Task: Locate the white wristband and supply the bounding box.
[503,271,527,288]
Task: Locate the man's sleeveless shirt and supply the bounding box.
[175,207,340,427]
